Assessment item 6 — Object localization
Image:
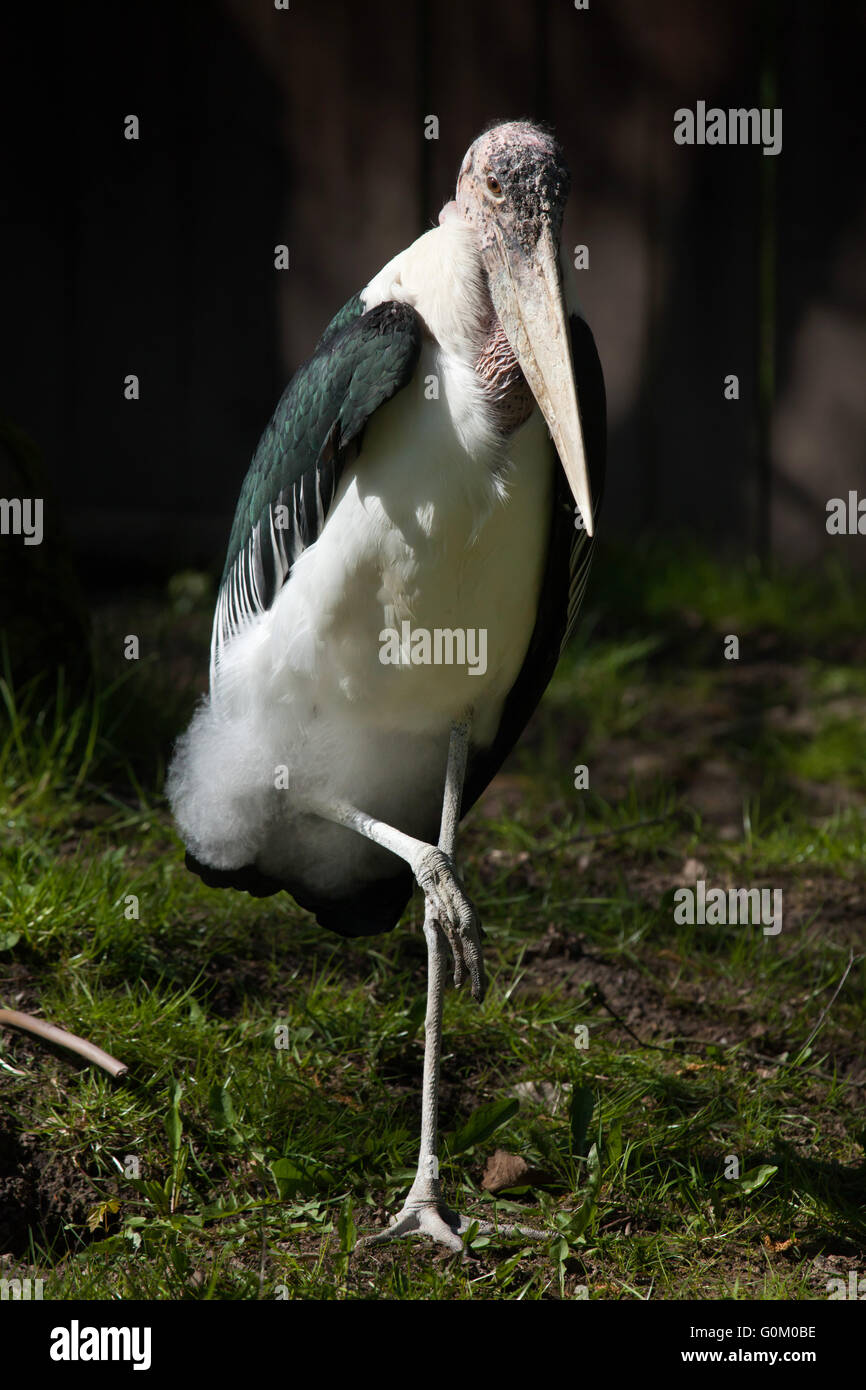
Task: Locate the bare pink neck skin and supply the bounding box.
[474,304,535,434]
[438,198,535,435]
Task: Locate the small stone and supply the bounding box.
[481,1149,530,1193]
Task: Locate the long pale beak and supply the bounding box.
[485,224,594,536]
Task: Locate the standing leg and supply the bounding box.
[356,713,545,1252]
[413,712,474,1189]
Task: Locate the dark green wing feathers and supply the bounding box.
[313,291,366,352]
[213,299,422,673]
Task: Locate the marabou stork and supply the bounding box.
[168,121,606,1251]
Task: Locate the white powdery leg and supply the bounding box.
[299,716,545,1253]
[295,758,484,999]
[439,713,470,854]
[404,900,448,1207]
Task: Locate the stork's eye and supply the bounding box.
[486,173,503,196]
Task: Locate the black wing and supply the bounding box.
[211,297,423,682]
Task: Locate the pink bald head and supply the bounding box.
[454,121,571,257]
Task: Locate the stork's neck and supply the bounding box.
[474,301,536,435]
[361,218,536,439]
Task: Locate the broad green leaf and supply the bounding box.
[165,1078,183,1155]
[208,1082,236,1129]
[337,1195,355,1253]
[569,1086,594,1158]
[271,1157,317,1200]
[447,1098,519,1155]
[740,1164,778,1195]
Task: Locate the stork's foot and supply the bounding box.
[413,846,485,1001]
[356,1197,547,1255]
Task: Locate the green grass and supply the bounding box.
[1,544,864,1300]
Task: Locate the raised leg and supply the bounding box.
[294,721,483,998]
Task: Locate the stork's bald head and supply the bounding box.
[453,121,571,257]
[442,121,594,536]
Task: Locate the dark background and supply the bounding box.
[2,0,865,590]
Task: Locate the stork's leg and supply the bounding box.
[350,713,545,1254]
[354,718,471,1251]
[298,719,544,1251]
[294,727,484,998]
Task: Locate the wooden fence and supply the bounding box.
[2,0,864,582]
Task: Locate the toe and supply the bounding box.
[415,845,485,1000]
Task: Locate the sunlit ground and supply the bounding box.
[1,542,864,1299]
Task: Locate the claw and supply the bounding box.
[356,1200,547,1255]
[443,923,466,990]
[413,845,485,1001]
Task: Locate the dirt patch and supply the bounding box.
[0,1122,97,1257]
